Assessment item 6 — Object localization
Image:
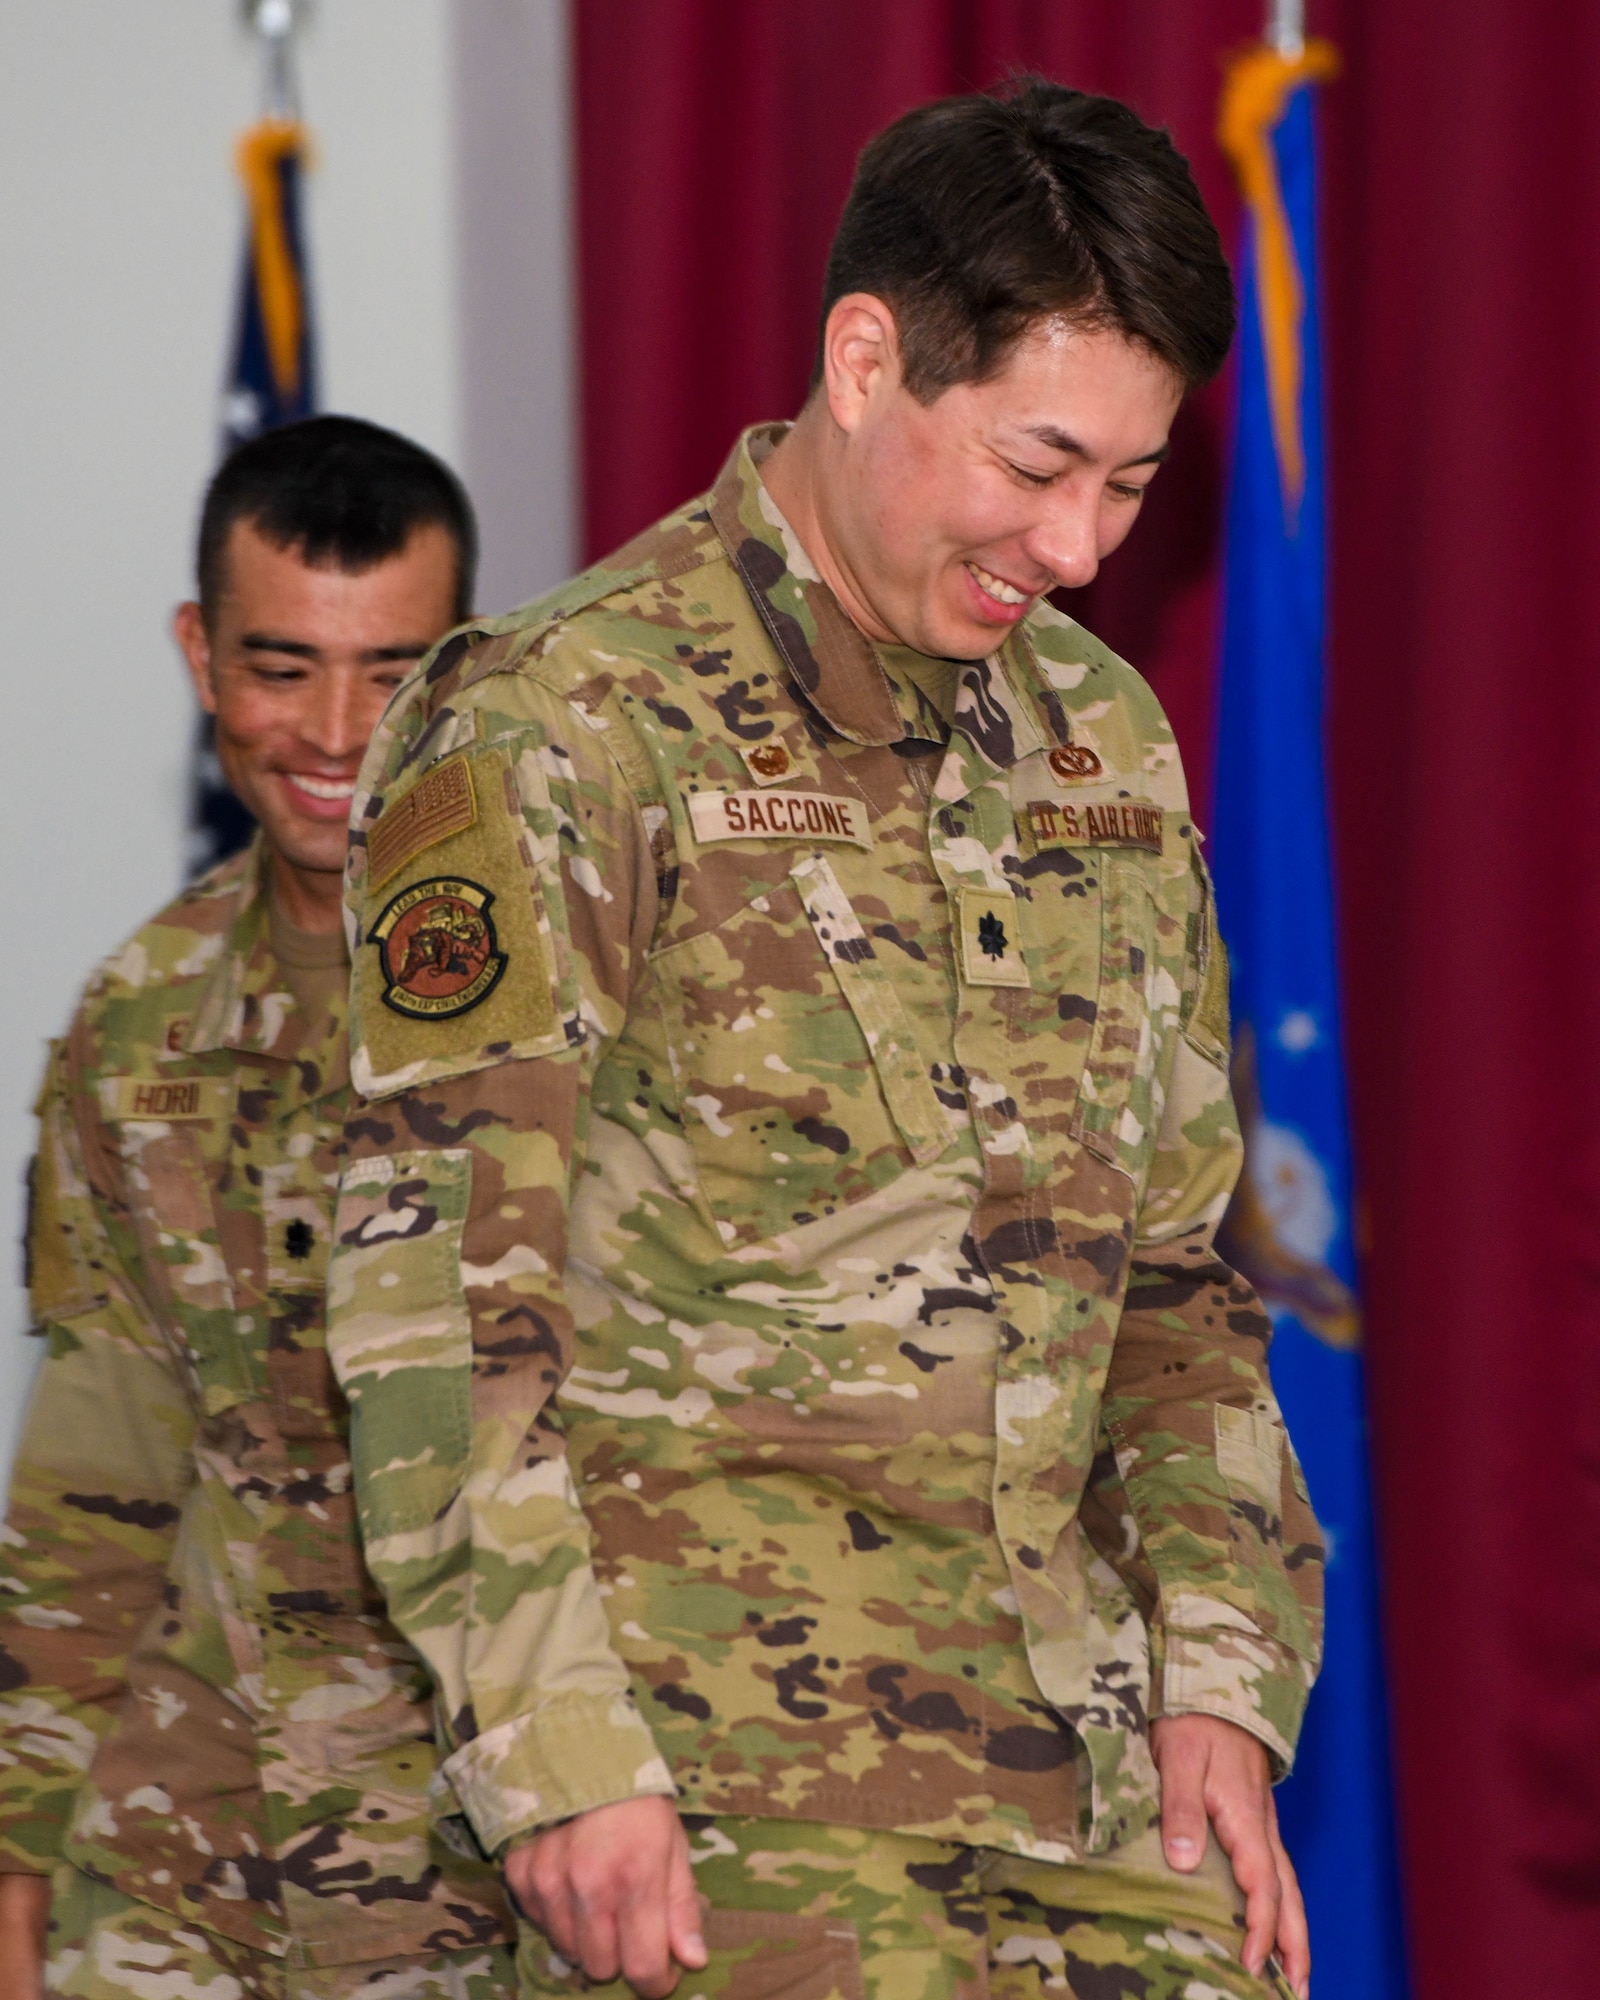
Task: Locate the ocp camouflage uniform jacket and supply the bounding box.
[0,842,511,1970]
[331,426,1324,1870]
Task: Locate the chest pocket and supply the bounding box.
[1070,855,1165,1179]
[652,858,956,1248]
[260,1090,345,1431]
[261,1109,339,1293]
[108,1082,261,1409]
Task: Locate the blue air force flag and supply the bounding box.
[1211,42,1410,2000]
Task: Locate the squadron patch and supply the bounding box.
[370,877,506,1019]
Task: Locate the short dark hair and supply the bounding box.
[197,415,478,625]
[818,79,1235,402]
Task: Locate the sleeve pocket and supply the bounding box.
[328,1148,475,1541]
[1212,1403,1285,1514]
[26,1045,108,1325]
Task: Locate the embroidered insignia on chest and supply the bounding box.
[370,877,506,1019]
[366,755,477,890]
[1048,743,1103,782]
[740,740,793,784]
[956,886,1030,989]
[687,789,872,849]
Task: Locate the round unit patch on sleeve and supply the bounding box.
[370,878,506,1019]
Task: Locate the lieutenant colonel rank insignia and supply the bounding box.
[956,886,1030,988]
[370,877,506,1018]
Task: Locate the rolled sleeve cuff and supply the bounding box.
[1159,1599,1317,1780]
[439,1690,675,1857]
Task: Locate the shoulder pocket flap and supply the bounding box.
[1213,1404,1284,1513]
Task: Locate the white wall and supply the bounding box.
[0,1,576,1476]
[453,0,577,610]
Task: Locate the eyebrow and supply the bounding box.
[240,633,434,662]
[1023,424,1171,468]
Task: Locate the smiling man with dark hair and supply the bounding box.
[332,83,1323,2000]
[0,417,523,1999]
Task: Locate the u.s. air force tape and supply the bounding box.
[1021,798,1164,854]
[687,788,872,849]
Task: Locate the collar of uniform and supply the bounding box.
[707,424,913,747]
[946,628,1059,778]
[185,839,303,1063]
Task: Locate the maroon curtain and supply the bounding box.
[575,5,1600,1993]
[1321,7,1600,1995]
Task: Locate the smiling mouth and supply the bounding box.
[965,561,1032,608]
[285,774,356,802]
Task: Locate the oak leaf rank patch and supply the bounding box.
[956,886,1030,988]
[370,877,506,1019]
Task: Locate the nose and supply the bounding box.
[1022,490,1101,593]
[301,669,364,762]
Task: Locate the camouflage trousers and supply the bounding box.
[521,1816,1293,2000]
[44,1866,517,2000]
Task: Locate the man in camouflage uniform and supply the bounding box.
[332,86,1323,2000]
[0,418,519,1997]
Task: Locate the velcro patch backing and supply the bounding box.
[687,788,871,849]
[354,748,556,1088]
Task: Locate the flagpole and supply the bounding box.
[244,0,303,120]
[1266,0,1305,57]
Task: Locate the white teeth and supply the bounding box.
[968,562,1029,607]
[289,774,355,801]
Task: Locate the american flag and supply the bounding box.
[189,13,317,877]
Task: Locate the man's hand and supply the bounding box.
[505,1795,706,1999]
[0,1872,50,2000]
[1151,1714,1308,1999]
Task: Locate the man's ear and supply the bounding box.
[173,601,218,716]
[820,293,902,436]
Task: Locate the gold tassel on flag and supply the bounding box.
[1218,37,1340,512]
[235,118,311,404]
